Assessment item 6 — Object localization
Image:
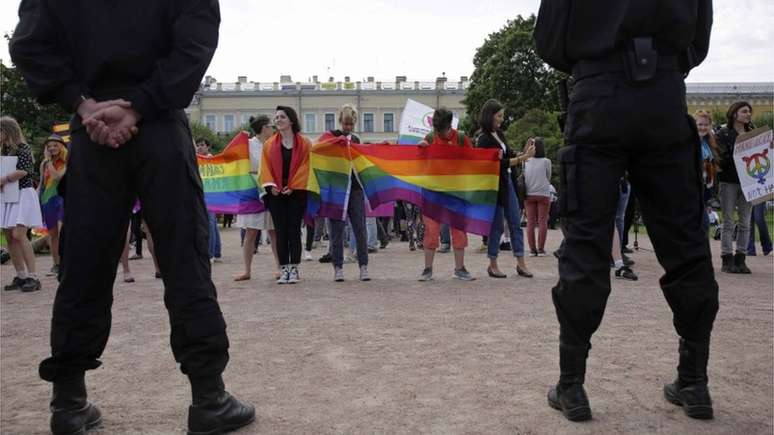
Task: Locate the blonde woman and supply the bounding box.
[1,116,43,292]
[39,134,67,276]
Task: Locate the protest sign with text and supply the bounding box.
[733,126,773,205]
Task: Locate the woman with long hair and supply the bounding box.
[523,137,552,256]
[693,110,721,215]
[1,116,43,292]
[235,114,279,281]
[39,134,67,276]
[476,99,534,278]
[259,106,311,284]
[716,102,754,273]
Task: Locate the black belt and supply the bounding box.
[572,49,683,81]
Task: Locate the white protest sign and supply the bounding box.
[733,126,773,205]
[0,156,20,204]
[397,99,458,144]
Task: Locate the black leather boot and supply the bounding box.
[50,375,102,435]
[720,254,738,273]
[663,339,713,419]
[548,343,592,421]
[734,253,751,274]
[188,375,255,435]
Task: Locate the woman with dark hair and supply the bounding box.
[235,114,279,281]
[259,106,311,284]
[476,99,534,278]
[523,137,552,256]
[716,101,754,273]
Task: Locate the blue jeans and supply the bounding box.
[440,223,450,245]
[615,180,630,244]
[208,212,221,258]
[488,177,524,258]
[748,203,772,255]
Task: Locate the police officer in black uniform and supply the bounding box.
[10,1,255,433]
[534,0,719,422]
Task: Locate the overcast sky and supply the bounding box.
[1,0,772,84]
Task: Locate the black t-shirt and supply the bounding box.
[2,143,35,189]
[281,145,293,187]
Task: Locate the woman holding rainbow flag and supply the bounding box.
[260,106,311,284]
[39,134,67,276]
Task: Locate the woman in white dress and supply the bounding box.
[234,115,279,281]
[1,116,43,292]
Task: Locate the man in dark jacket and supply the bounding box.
[9,1,255,433]
[534,0,719,422]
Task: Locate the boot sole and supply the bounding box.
[53,414,102,435]
[548,394,592,421]
[663,386,714,419]
[187,414,256,435]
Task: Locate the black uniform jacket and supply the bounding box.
[9,0,220,121]
[533,0,713,74]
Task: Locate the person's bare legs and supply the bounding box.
[120,228,133,282]
[424,248,435,269]
[268,229,280,278]
[235,229,258,280]
[142,220,161,277]
[3,228,25,275]
[49,224,61,266]
[453,249,465,269]
[14,225,36,274]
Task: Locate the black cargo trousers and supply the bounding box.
[39,109,229,382]
[552,71,719,384]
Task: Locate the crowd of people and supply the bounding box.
[2,100,770,292]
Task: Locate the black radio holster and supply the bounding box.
[622,37,658,83]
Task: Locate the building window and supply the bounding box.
[223,114,235,132]
[383,113,394,133]
[363,113,374,133]
[241,113,251,127]
[325,113,336,132]
[304,113,317,133]
[204,114,216,131]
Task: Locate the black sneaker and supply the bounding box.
[615,266,638,281]
[622,253,635,266]
[21,277,42,292]
[318,253,332,263]
[4,276,24,291]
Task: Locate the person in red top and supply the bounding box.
[417,108,475,281]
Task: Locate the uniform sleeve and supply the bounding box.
[534,0,573,73]
[9,0,84,111]
[691,0,713,67]
[126,0,220,121]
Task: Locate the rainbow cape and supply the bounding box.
[306,140,500,235]
[197,131,266,214]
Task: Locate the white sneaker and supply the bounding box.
[359,265,370,281]
[304,250,313,261]
[334,266,344,282]
[277,266,289,284]
[287,265,300,284]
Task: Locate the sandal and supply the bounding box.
[487,267,507,278]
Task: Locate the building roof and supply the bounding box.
[685,82,773,95]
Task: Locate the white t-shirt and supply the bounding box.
[248,136,262,174]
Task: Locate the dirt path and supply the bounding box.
[2,228,772,434]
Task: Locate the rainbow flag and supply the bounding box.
[306,134,353,220]
[306,141,500,235]
[197,131,265,214]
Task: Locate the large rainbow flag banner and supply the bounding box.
[197,131,265,214]
[306,141,500,236]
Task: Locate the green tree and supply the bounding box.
[505,108,563,186]
[463,15,563,134]
[753,112,773,130]
[1,60,69,158]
